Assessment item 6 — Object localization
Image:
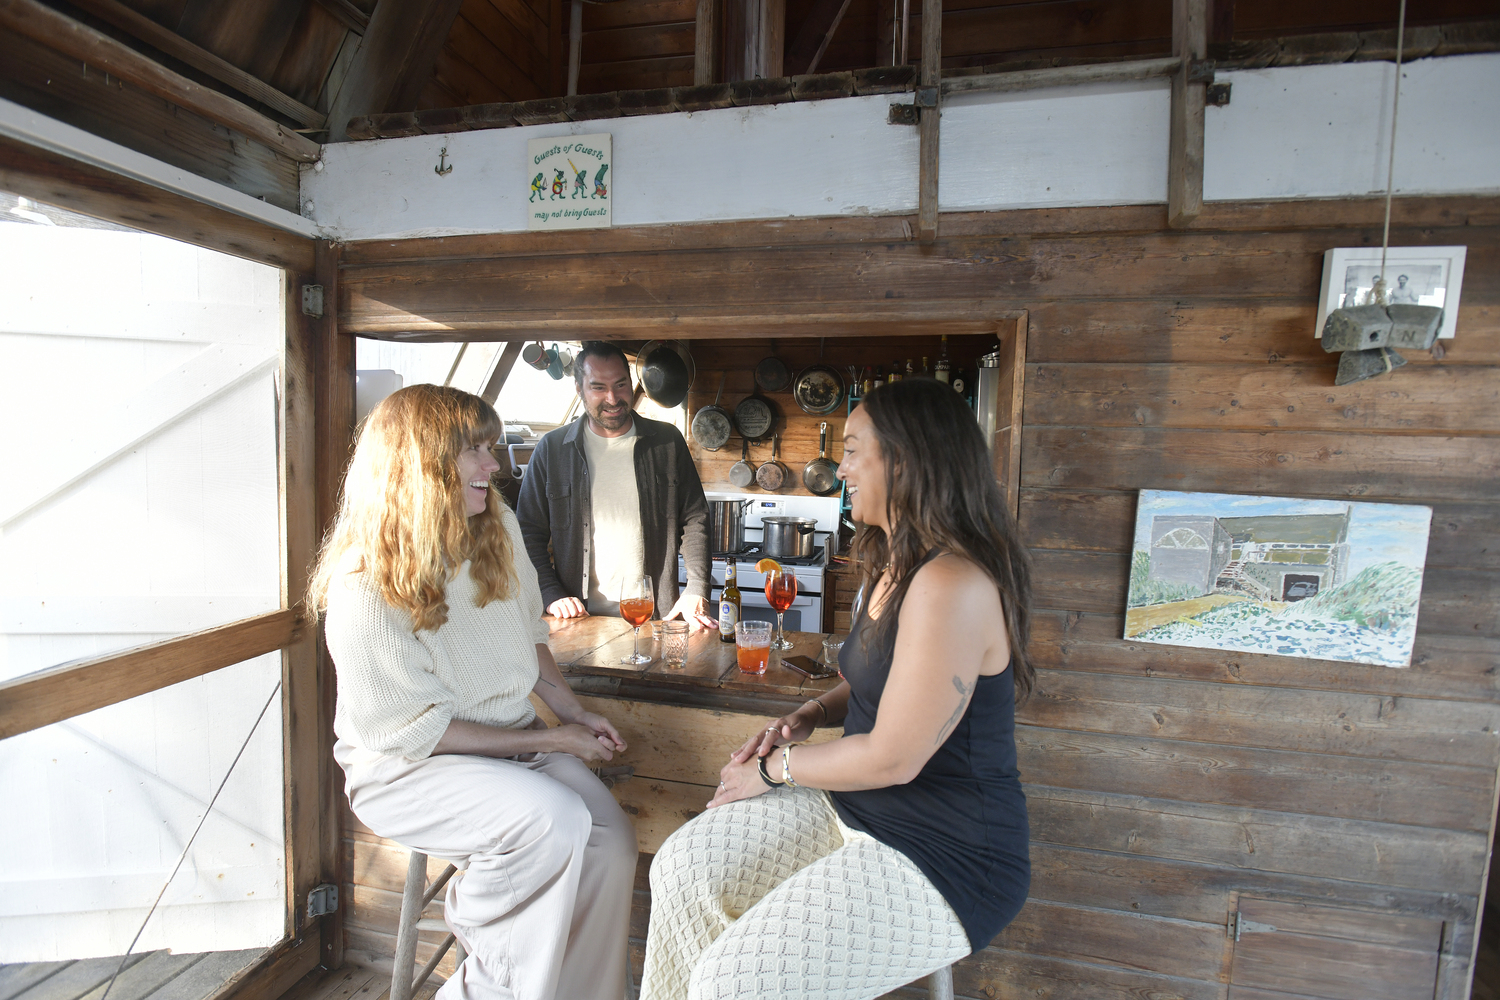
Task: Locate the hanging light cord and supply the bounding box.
[99,680,284,1000]
[1376,0,1409,300]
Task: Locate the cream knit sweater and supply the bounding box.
[325,506,552,762]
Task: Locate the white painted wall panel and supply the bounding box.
[304,54,1499,242]
[305,94,917,240]
[941,81,1169,210]
[1205,54,1500,201]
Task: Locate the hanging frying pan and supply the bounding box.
[755,356,791,392]
[802,422,840,496]
[634,340,695,407]
[734,391,776,441]
[728,438,756,488]
[691,373,732,451]
[755,432,786,491]
[791,364,846,416]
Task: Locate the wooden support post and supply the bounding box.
[916,0,941,242]
[761,0,785,80]
[567,0,583,95]
[694,0,720,84]
[1168,0,1207,228]
[311,239,351,970]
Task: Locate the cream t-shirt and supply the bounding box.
[581,419,646,615]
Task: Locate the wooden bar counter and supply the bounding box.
[535,615,846,855]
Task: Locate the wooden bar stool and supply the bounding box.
[390,851,463,1000]
[388,764,636,1000]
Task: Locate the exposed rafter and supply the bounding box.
[0,0,321,161]
[64,0,327,128]
[323,0,466,142]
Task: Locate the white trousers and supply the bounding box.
[639,786,970,1000]
[338,743,638,1000]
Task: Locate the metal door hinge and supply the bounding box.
[301,284,325,318]
[307,883,339,918]
[1230,911,1276,941]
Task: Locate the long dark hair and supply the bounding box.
[853,378,1034,699]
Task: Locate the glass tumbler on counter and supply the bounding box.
[820,637,844,673]
[658,620,689,669]
[735,620,772,675]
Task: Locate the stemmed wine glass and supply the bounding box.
[618,574,655,665]
[765,567,797,651]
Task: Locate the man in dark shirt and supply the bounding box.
[516,342,715,629]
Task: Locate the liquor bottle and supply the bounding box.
[934,335,951,384]
[873,366,886,389]
[904,358,915,379]
[718,561,741,643]
[861,365,873,396]
[920,356,930,377]
[888,362,901,383]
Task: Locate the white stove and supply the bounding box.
[678,493,842,634]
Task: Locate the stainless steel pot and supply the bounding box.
[708,498,752,554]
[761,516,817,559]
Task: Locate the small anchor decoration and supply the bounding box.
[434,146,453,176]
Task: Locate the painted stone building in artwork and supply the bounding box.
[1148,509,1353,602]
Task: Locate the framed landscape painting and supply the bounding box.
[1124,490,1433,668]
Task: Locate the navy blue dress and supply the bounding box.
[828,578,1030,952]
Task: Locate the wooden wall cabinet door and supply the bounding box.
[1229,897,1445,1000]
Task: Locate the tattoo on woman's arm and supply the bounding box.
[937,676,974,744]
[538,677,558,689]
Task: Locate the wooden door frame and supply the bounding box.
[0,134,349,993]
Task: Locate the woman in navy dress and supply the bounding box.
[640,377,1033,1000]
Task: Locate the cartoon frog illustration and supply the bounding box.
[550,168,566,199]
[592,163,609,200]
[529,172,545,202]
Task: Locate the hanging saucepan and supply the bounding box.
[734,390,776,441]
[791,364,845,416]
[729,437,756,488]
[690,373,732,451]
[802,421,840,496]
[755,432,786,491]
[755,355,791,392]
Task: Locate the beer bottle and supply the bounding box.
[719,561,741,643]
[934,335,952,384]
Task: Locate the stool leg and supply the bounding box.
[926,964,954,1000]
[392,851,428,1000]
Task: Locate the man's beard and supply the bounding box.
[591,403,631,429]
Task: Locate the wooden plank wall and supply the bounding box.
[336,195,1500,998]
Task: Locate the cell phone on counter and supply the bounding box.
[782,655,835,678]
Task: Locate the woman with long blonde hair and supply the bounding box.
[310,384,637,1000]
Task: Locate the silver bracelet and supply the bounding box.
[807,697,828,725]
[782,744,798,788]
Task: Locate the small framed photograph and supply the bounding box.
[1316,245,1466,340]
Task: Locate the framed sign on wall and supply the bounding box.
[527,134,611,231]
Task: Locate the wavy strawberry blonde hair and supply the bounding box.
[308,384,515,632]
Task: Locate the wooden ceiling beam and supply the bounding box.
[0,0,321,161]
[64,0,327,128]
[323,0,466,142]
